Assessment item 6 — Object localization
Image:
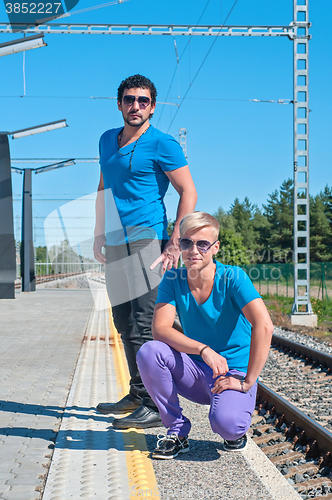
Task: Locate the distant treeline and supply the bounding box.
[33,179,332,266]
[169,179,332,266]
[215,179,332,265]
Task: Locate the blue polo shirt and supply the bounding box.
[99,125,187,245]
[156,261,261,372]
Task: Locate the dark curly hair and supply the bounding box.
[117,74,157,105]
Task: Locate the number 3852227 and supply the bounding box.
[5,3,62,14]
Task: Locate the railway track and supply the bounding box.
[15,271,89,289]
[254,334,332,499]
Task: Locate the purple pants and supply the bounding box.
[137,340,257,440]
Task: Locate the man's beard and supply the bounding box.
[123,114,152,127]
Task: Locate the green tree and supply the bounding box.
[262,178,294,263]
[216,229,250,266]
[321,185,332,258]
[167,219,174,237]
[229,197,257,250]
[35,246,47,262]
[251,208,271,263]
[310,194,332,261]
[321,185,332,226]
[320,185,332,257]
[213,207,236,232]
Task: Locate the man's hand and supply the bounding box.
[211,374,250,395]
[201,347,229,379]
[93,234,106,264]
[150,239,181,274]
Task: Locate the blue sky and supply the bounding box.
[0,0,331,248]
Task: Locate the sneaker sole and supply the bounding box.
[152,447,190,460]
[223,443,248,452]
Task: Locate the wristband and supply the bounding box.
[240,376,249,393]
[199,345,209,357]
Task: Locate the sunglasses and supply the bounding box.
[179,238,218,253]
[122,95,151,108]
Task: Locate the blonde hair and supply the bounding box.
[180,211,220,240]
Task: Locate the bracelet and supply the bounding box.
[240,377,249,393]
[199,345,209,357]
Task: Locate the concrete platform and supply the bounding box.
[0,288,301,500]
[0,289,93,500]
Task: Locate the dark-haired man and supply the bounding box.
[94,74,197,429]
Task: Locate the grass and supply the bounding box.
[310,297,332,323]
[262,294,332,327]
[262,295,293,315]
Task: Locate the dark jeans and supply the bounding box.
[105,238,167,410]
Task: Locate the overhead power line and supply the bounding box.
[38,0,129,23]
[167,0,239,132]
[0,95,178,105]
[2,95,292,105]
[157,0,213,128]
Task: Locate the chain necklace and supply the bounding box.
[118,125,150,170]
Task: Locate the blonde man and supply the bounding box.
[137,211,273,458]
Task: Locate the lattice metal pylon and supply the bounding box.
[291,0,312,314]
[179,128,187,160]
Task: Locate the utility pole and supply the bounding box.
[290,0,316,326]
[179,128,187,160]
[21,168,35,291]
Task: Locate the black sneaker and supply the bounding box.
[152,433,189,460]
[223,434,247,452]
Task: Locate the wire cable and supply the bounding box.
[39,0,129,23]
[1,95,291,105]
[156,0,213,128]
[166,0,239,133]
[0,95,178,106]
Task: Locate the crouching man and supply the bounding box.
[137,211,274,459]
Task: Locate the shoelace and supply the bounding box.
[156,433,179,449]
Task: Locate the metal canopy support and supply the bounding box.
[291,0,312,315]
[0,23,295,37]
[21,168,35,292]
[0,134,16,298]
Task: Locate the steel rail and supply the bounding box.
[272,334,332,370]
[257,382,332,456]
[14,270,86,288]
[156,322,332,459]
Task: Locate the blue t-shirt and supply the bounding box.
[156,261,261,372]
[99,125,187,245]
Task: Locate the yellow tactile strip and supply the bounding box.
[108,304,161,499]
[42,290,130,500]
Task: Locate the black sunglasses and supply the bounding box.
[179,238,218,253]
[122,95,151,108]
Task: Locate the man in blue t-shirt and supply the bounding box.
[137,211,274,458]
[94,75,197,429]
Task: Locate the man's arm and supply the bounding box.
[93,172,106,264]
[150,165,197,273]
[153,302,229,377]
[211,298,274,394]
